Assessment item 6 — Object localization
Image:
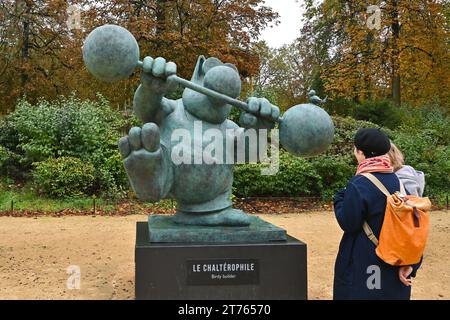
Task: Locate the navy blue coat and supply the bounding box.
[333,172,421,300]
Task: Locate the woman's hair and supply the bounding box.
[388,142,405,171]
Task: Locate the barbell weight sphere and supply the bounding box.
[279,103,335,157]
[82,24,140,82]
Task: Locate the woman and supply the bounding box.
[388,142,425,197]
[333,128,421,300]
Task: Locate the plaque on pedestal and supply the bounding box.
[135,220,307,300]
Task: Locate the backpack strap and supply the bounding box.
[360,172,407,196]
[359,173,408,247]
[360,173,391,196]
[363,222,379,246]
[360,173,403,247]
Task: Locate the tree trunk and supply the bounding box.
[156,0,167,36]
[21,1,31,91]
[364,33,374,101]
[392,74,401,106]
[155,0,168,51]
[391,0,401,107]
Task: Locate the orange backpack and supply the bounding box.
[361,173,431,266]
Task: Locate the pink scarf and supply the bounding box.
[356,155,394,176]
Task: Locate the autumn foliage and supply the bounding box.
[0,0,278,114]
[300,0,449,107]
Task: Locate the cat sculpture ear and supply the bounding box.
[202,57,223,74]
[202,57,238,74]
[191,56,238,85]
[190,55,206,85]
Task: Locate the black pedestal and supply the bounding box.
[135,222,307,300]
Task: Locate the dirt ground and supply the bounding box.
[0,211,448,300]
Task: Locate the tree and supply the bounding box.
[300,0,449,107]
[0,0,86,111]
[0,0,279,114]
[250,40,316,111]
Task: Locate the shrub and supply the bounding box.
[326,99,402,129]
[2,93,447,204]
[233,151,321,197]
[0,145,10,175]
[350,100,402,129]
[233,153,355,201]
[310,154,355,200]
[325,116,393,157]
[0,145,24,179]
[397,103,450,145]
[0,118,28,179]
[233,116,382,200]
[33,157,96,198]
[393,131,450,200]
[0,94,130,196]
[231,114,449,202]
[9,94,125,162]
[393,103,449,202]
[325,98,357,117]
[423,146,450,204]
[96,152,129,199]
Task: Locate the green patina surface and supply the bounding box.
[83,24,334,230]
[148,215,287,243]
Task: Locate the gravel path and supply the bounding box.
[0,211,448,300]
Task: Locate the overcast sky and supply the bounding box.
[260,0,305,48]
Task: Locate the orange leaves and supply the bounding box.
[306,0,448,106]
[0,0,278,114]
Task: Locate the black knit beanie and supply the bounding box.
[354,128,391,158]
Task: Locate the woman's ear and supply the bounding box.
[354,147,366,163]
[191,55,206,84]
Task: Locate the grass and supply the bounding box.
[0,191,108,212]
[0,181,177,214]
[0,183,113,212]
[1,180,446,214]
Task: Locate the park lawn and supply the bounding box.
[0,182,177,214]
[0,184,111,212]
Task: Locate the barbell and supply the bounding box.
[82,24,335,157]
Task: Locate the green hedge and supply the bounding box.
[33,157,96,198]
[233,116,375,200]
[233,152,321,197]
[0,94,129,197]
[1,95,448,203]
[234,111,449,203]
